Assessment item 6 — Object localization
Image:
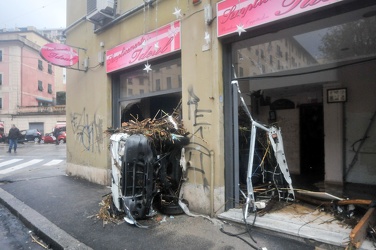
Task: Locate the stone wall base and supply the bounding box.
[66,163,110,186]
[180,182,225,216]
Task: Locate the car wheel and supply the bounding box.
[59,139,65,144]
[154,195,187,216]
[34,137,40,143]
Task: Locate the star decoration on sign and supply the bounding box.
[204,31,210,44]
[142,40,147,48]
[173,7,182,19]
[236,24,246,36]
[143,63,152,73]
[154,42,159,51]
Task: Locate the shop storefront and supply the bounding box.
[219,0,376,209]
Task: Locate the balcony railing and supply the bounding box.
[17,105,66,114]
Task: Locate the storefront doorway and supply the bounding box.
[224,4,376,208]
[299,104,324,182]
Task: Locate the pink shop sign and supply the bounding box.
[106,20,181,73]
[40,43,79,67]
[217,0,343,37]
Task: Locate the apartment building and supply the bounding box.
[0,27,65,135]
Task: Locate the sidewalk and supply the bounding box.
[0,172,270,250]
[0,167,374,249]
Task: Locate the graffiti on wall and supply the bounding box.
[187,86,212,126]
[185,86,213,191]
[70,108,104,153]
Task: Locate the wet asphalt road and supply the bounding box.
[0,203,46,250]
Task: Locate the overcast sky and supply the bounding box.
[0,0,66,30]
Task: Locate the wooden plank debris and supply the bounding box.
[349,207,376,249]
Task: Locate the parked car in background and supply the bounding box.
[2,131,25,144]
[57,131,66,144]
[22,129,42,143]
[40,133,58,144]
[1,128,42,144]
[41,131,66,144]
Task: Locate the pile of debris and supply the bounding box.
[105,109,189,148]
[294,191,376,249]
[94,194,124,227]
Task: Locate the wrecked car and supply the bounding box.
[108,114,189,226]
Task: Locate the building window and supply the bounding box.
[56,91,66,105]
[0,74,2,85]
[48,84,52,94]
[268,42,273,52]
[128,78,133,84]
[38,60,43,71]
[178,75,182,88]
[156,79,161,91]
[140,89,144,95]
[166,77,172,89]
[277,45,282,57]
[128,89,133,95]
[0,50,2,62]
[38,80,43,91]
[48,64,53,74]
[0,98,2,109]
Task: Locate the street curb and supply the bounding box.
[0,188,92,250]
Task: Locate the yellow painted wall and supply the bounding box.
[66,0,225,215]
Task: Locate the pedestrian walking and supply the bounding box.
[8,124,21,153]
[53,127,60,145]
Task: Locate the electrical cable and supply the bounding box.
[220,204,261,249]
[243,205,258,244]
[219,195,264,249]
[220,226,261,250]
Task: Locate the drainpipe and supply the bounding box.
[62,16,87,37]
[210,150,214,217]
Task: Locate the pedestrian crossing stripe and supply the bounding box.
[43,160,63,166]
[0,159,43,175]
[0,159,64,175]
[0,159,23,168]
